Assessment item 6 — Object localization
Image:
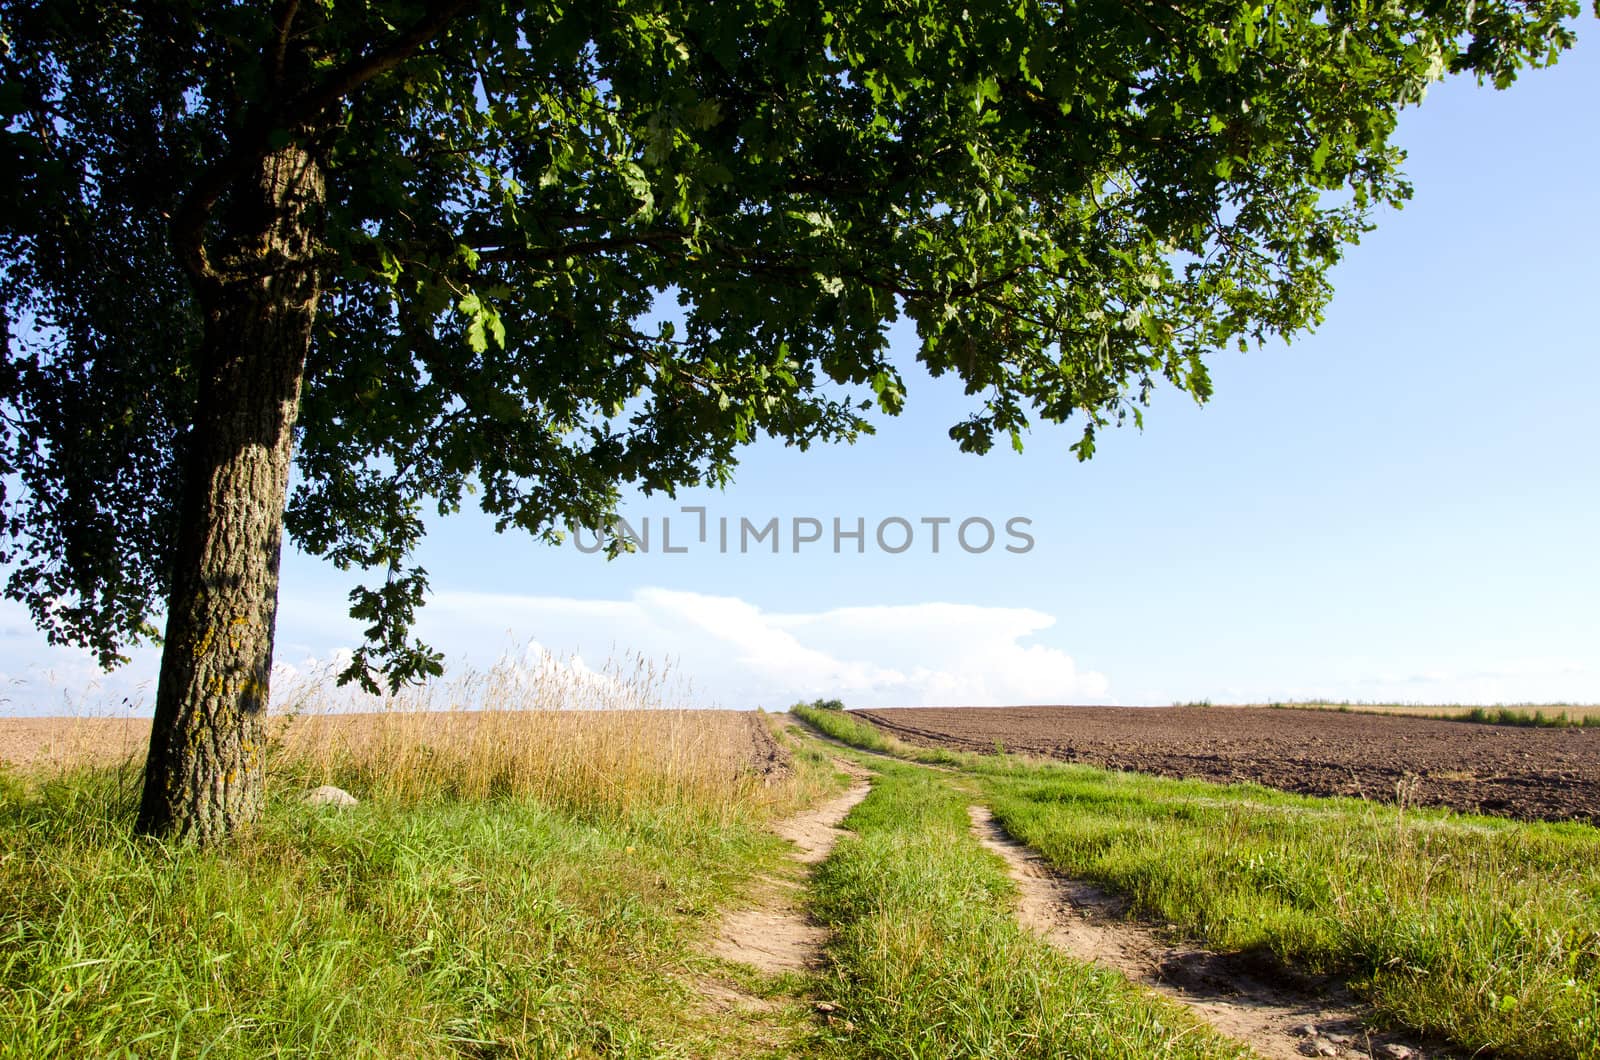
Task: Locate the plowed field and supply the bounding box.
[854,705,1600,824]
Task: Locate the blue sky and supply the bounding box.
[4,35,1597,715]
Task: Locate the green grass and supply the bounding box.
[789,704,899,754]
[985,766,1600,1058]
[788,704,971,767]
[809,708,1600,1059]
[1262,701,1600,728]
[15,704,1595,1058]
[1450,706,1600,728]
[0,758,820,1058]
[807,760,1249,1059]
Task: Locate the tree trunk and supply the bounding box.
[136,142,325,842]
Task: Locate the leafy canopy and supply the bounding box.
[0,0,1578,688]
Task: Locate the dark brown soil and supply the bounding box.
[855,706,1600,825]
[743,713,795,782]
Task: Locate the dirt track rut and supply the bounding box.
[969,804,1448,1060]
[706,764,872,975]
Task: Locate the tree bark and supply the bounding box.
[136,141,325,841]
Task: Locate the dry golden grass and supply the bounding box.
[265,650,789,818]
[269,708,781,817]
[3,650,794,821]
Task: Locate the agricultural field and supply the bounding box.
[797,704,1600,1059]
[853,704,1600,824]
[4,696,1597,1058]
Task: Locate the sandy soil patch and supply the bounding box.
[706,763,872,975]
[0,717,149,771]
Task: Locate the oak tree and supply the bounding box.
[0,0,1578,840]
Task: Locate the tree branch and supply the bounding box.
[278,0,477,128]
[172,0,477,288]
[270,0,301,90]
[472,230,691,264]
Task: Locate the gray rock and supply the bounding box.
[1377,1046,1415,1060]
[303,785,358,808]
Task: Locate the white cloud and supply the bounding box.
[0,598,161,715]
[632,589,908,698]
[11,585,1598,717]
[268,637,664,714]
[0,544,1111,708]
[412,588,1111,708]
[767,601,1109,705]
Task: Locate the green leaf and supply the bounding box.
[3,0,1577,760]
